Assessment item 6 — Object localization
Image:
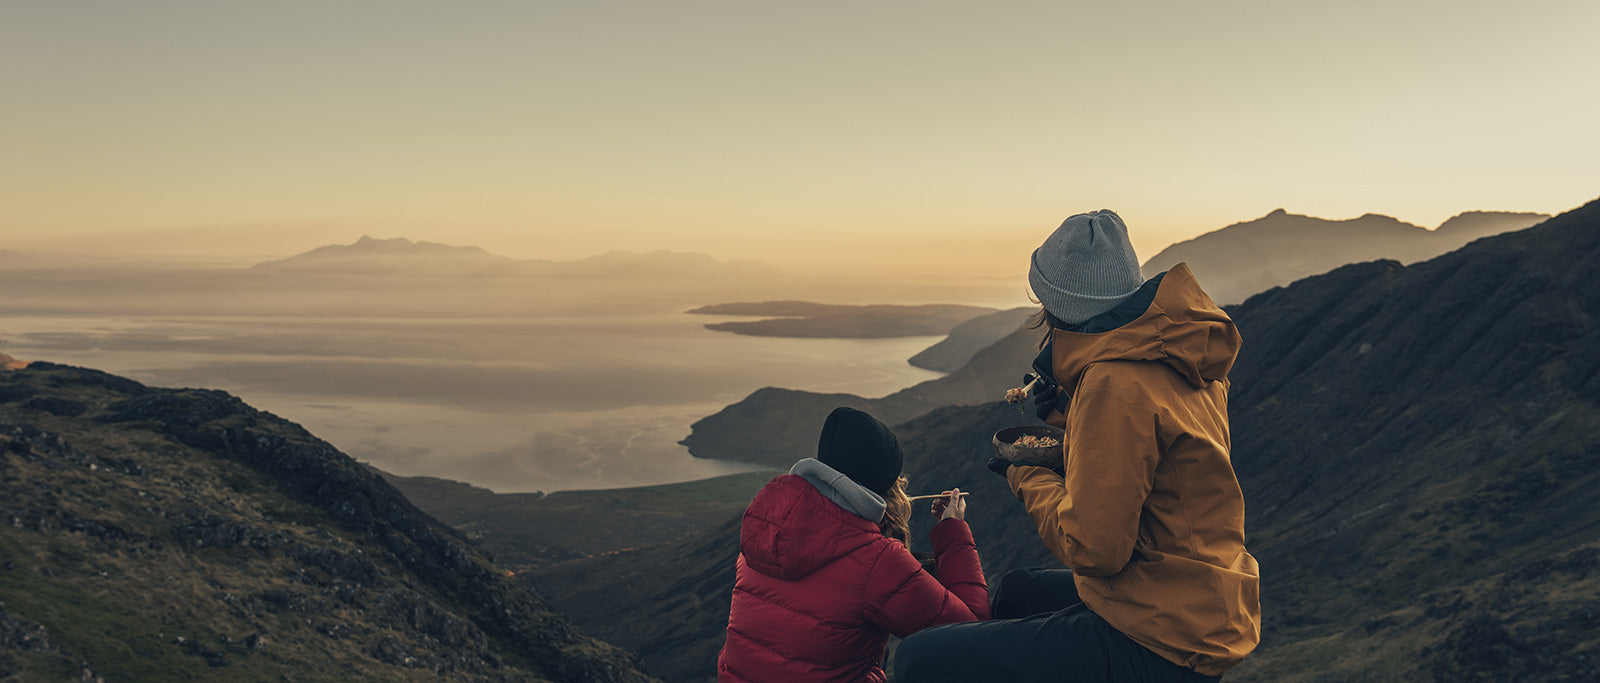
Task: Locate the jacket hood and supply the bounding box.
[1051,262,1240,394]
[790,458,888,522]
[738,461,888,581]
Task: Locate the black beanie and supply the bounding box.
[817,407,903,495]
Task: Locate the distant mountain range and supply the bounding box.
[0,364,654,681]
[528,198,1599,681]
[251,235,520,275]
[1141,209,1548,304]
[252,235,768,279]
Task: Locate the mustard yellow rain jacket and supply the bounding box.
[1006,262,1261,676]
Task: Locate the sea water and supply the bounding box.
[1,311,944,492]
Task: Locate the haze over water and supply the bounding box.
[0,252,1014,492]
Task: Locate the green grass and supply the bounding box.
[0,535,215,681]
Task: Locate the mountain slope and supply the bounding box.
[907,307,1035,371]
[536,198,1600,682]
[0,363,654,682]
[252,238,765,280]
[679,325,1041,468]
[1141,209,1548,305]
[382,471,773,574]
[1214,201,1600,681]
[252,235,521,276]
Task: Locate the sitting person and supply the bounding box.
[717,407,988,683]
[895,210,1260,682]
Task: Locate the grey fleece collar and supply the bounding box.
[790,458,887,523]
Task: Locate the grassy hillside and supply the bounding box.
[0,364,655,682]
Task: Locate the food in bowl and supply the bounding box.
[1013,434,1062,448]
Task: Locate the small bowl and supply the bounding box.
[992,425,1065,469]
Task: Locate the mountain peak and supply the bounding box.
[1141,207,1547,304]
[350,235,417,247]
[251,240,767,279]
[251,236,514,274]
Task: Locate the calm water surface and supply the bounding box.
[4,311,943,492]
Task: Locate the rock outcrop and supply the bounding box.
[0,363,656,682]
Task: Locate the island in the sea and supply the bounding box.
[687,301,998,338]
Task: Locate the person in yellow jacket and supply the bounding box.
[895,210,1261,682]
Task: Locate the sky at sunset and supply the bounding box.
[4,0,1597,276]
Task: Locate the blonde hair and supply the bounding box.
[881,476,911,551]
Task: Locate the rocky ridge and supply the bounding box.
[0,363,655,682]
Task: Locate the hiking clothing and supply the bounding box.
[1029,210,1145,324]
[717,460,988,683]
[816,406,903,495]
[1027,273,1168,421]
[1006,262,1261,676]
[988,566,1085,620]
[986,456,1014,476]
[1066,272,1166,335]
[895,568,1221,683]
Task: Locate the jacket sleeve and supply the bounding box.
[929,519,989,619]
[862,521,989,638]
[1007,367,1159,577]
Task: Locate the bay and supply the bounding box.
[2,311,944,492]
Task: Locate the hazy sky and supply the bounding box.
[3,1,1596,274]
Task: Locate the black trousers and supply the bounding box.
[893,568,1222,683]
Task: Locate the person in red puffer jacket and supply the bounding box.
[717,407,989,683]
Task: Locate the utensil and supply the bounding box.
[908,492,972,502]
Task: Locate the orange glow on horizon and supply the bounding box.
[2,2,1595,276]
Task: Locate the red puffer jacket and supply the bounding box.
[718,471,989,683]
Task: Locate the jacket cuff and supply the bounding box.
[1005,464,1058,500]
[929,518,975,549]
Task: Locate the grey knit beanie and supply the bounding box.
[1028,210,1144,325]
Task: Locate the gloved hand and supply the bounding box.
[986,456,1013,477]
[1027,347,1070,421]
